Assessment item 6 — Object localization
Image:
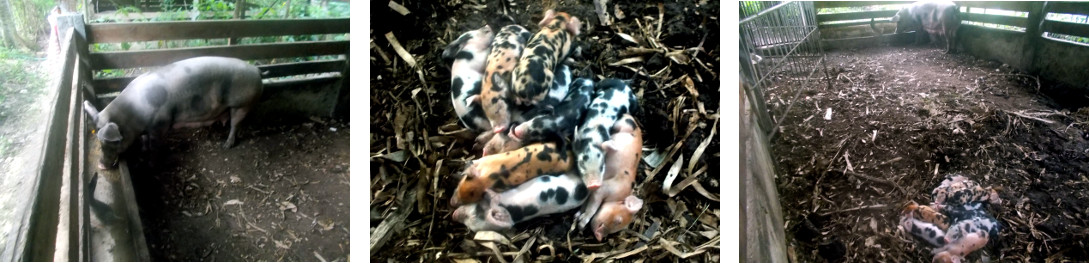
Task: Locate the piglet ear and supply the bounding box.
[567,16,581,35]
[486,208,514,228]
[624,195,643,213]
[466,95,480,106]
[602,141,617,152]
[100,123,123,143]
[538,9,556,26]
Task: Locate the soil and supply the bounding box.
[369,0,720,261]
[127,118,351,261]
[767,46,1089,262]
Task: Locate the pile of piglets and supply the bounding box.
[443,10,644,241]
[899,174,1002,263]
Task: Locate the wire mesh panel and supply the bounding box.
[740,1,826,138]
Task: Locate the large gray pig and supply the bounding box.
[83,56,263,169]
[892,1,961,53]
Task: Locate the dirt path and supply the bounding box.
[769,46,1089,261]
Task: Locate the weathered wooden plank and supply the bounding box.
[817,10,899,23]
[956,1,1032,11]
[819,19,894,28]
[90,40,348,70]
[962,12,1028,27]
[1042,20,1089,38]
[91,59,347,93]
[87,18,349,43]
[1046,2,1089,17]
[815,1,912,9]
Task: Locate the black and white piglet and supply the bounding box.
[573,79,637,190]
[444,25,495,131]
[451,172,589,232]
[510,77,593,146]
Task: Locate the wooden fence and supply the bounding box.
[1,14,349,261]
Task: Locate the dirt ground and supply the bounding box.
[369,0,720,261]
[767,46,1089,261]
[127,117,351,261]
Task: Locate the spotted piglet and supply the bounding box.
[512,9,581,107]
[931,174,1001,212]
[574,79,637,189]
[451,172,589,232]
[443,25,495,131]
[481,65,576,156]
[932,209,1000,263]
[450,142,574,207]
[578,114,644,240]
[475,24,533,135]
[484,76,592,155]
[899,201,951,247]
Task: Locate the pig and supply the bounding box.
[589,195,643,241]
[576,114,641,228]
[931,209,999,263]
[900,201,951,247]
[450,142,575,207]
[451,172,589,232]
[483,76,591,156]
[573,79,638,189]
[480,65,577,156]
[579,114,644,240]
[443,25,495,132]
[512,9,582,107]
[931,174,1000,212]
[82,56,262,169]
[891,1,961,53]
[475,24,533,135]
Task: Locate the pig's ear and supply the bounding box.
[466,95,480,106]
[538,9,556,26]
[442,33,471,62]
[602,140,617,152]
[82,100,100,121]
[624,195,643,213]
[567,16,581,36]
[99,123,123,143]
[486,208,514,228]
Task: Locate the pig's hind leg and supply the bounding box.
[224,106,250,149]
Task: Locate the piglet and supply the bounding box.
[451,172,589,232]
[931,174,1000,212]
[574,79,638,189]
[444,25,495,132]
[576,114,643,239]
[450,142,574,207]
[481,65,576,156]
[475,24,532,135]
[512,9,581,107]
[83,56,263,169]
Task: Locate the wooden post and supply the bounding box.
[1020,1,1044,74]
[229,0,244,45]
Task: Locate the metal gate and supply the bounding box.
[740,1,828,140]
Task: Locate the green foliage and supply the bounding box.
[95,69,124,78]
[116,6,142,16]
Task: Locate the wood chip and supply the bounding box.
[388,1,411,16]
[385,32,417,68]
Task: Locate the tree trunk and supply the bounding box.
[0,0,20,48]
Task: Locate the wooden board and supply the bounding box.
[819,19,894,29]
[815,1,912,9]
[817,10,899,23]
[956,1,1033,12]
[1042,20,1089,38]
[91,59,347,93]
[962,12,1028,27]
[90,40,348,70]
[1046,2,1089,17]
[87,18,349,43]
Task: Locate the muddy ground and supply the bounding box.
[767,46,1089,261]
[127,117,351,261]
[369,0,720,261]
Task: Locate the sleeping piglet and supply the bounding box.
[444,25,495,132]
[451,172,589,232]
[574,79,638,190]
[83,56,263,169]
[576,114,643,239]
[450,142,575,207]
